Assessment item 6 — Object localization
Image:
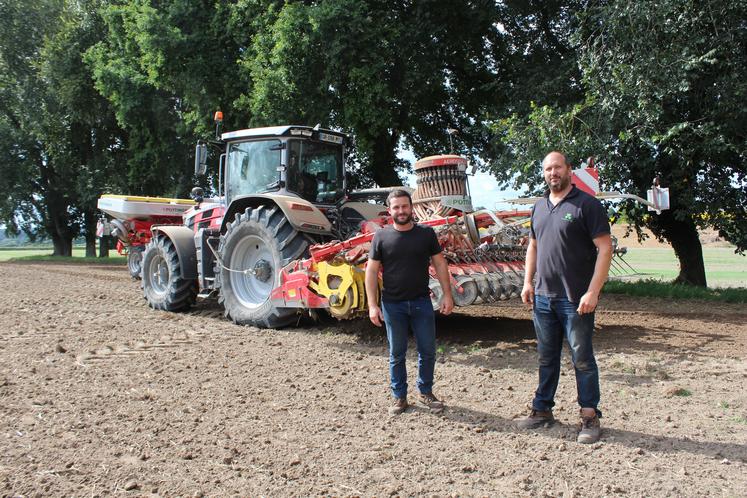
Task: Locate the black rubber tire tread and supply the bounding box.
[141,236,198,312]
[216,206,309,329]
[127,245,145,279]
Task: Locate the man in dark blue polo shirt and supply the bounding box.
[516,151,613,444]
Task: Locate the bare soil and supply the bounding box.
[1,262,745,497]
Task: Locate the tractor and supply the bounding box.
[98,118,532,328]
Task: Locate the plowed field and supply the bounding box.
[1,262,745,497]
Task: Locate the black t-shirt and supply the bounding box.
[530,185,610,303]
[369,224,442,302]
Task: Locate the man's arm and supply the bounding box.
[577,233,613,314]
[365,258,384,326]
[431,252,453,315]
[521,238,537,309]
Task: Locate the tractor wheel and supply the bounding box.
[127,245,145,279]
[217,206,309,328]
[141,236,197,312]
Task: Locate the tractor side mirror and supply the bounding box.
[191,186,204,204]
[194,143,208,176]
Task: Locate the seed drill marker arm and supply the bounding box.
[501,162,671,279]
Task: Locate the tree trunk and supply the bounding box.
[650,211,707,287]
[86,236,96,257]
[370,133,402,187]
[47,198,75,257]
[84,209,97,257]
[51,233,73,257]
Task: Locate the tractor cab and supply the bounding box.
[199,126,347,207]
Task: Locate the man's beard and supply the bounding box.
[548,175,571,192]
[393,213,413,225]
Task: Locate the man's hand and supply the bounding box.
[521,283,535,309]
[440,293,454,315]
[368,304,384,327]
[576,291,599,315]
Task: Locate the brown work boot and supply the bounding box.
[577,411,601,444]
[515,409,554,429]
[418,393,445,414]
[388,397,408,416]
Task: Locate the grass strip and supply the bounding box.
[604,279,747,304]
[6,255,126,264]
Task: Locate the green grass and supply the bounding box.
[0,247,125,264]
[605,246,747,303]
[604,279,747,303]
[612,247,746,287]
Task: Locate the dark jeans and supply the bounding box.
[381,296,436,399]
[532,294,601,417]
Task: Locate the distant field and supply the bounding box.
[0,247,125,263]
[611,247,746,288]
[2,245,744,288]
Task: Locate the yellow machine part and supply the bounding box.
[312,261,367,319]
[100,194,195,205]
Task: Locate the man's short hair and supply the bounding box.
[386,189,412,207]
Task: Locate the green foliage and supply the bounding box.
[603,279,747,304]
[576,0,747,251]
[489,100,603,193]
[2,0,744,274]
[242,0,504,186]
[0,0,128,255]
[486,0,747,286]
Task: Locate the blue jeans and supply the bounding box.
[532,294,601,417]
[381,296,436,399]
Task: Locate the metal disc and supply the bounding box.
[452,276,478,307]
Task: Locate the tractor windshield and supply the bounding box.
[287,139,344,204]
[225,139,281,202]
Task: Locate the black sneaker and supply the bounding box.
[577,412,601,444]
[418,393,444,413]
[388,397,408,416]
[515,409,554,429]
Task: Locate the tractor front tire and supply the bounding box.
[217,206,309,328]
[127,245,145,279]
[141,236,197,312]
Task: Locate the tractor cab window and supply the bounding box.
[287,139,344,204]
[225,140,281,202]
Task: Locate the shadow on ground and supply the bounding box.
[433,404,747,462]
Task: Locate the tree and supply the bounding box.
[86,0,257,199]
[243,0,504,186]
[0,0,128,256]
[0,0,79,255]
[42,0,130,256]
[487,0,747,286]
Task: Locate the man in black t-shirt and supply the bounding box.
[365,189,454,416]
[516,151,613,444]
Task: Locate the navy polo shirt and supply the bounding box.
[530,185,610,303]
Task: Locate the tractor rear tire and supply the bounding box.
[217,206,309,328]
[127,245,145,279]
[141,236,197,312]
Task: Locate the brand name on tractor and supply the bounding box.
[440,195,473,212]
